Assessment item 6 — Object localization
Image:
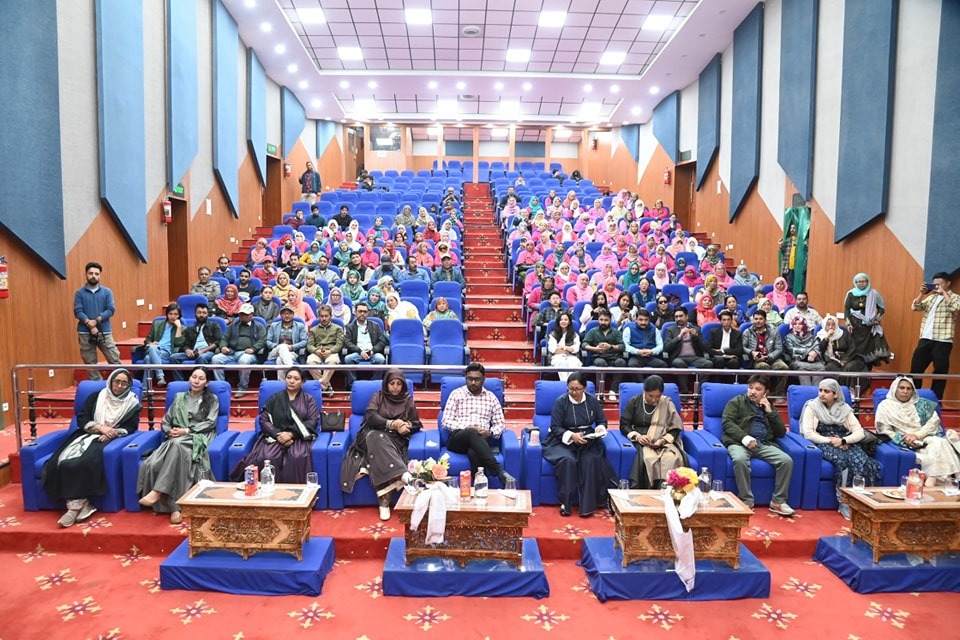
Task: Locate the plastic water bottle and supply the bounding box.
[698,467,712,503]
[474,467,488,503]
[261,459,276,496]
[905,468,922,504]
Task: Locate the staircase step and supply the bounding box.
[467,322,528,342]
[469,340,535,365]
[464,283,516,296]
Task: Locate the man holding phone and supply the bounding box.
[910,272,960,399]
[721,374,795,516]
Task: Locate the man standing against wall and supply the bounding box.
[299,161,322,203]
[74,261,121,380]
[910,272,960,399]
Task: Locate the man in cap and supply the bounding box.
[212,302,266,397]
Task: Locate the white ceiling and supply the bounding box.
[409,126,583,142]
[223,0,760,126]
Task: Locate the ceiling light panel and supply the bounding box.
[296,8,326,24]
[538,11,566,28]
[506,49,531,63]
[642,15,674,31]
[338,47,363,61]
[405,8,433,25]
[599,51,626,66]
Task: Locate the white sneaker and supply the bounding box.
[838,503,851,521]
[378,505,391,521]
[76,501,98,522]
[607,390,617,402]
[769,502,796,517]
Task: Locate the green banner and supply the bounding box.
[780,207,811,293]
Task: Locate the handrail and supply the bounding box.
[10,362,958,452]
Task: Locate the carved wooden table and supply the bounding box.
[394,489,532,567]
[840,487,960,563]
[177,482,319,561]
[608,489,753,568]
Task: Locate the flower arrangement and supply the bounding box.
[406,453,451,483]
[665,467,700,494]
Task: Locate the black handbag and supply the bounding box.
[320,411,346,432]
[858,429,879,457]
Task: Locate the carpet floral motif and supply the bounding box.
[91,629,122,639]
[552,523,589,540]
[139,576,161,593]
[637,604,684,631]
[521,604,570,631]
[751,603,798,629]
[288,601,335,629]
[17,544,54,563]
[56,596,102,621]
[403,605,450,631]
[355,576,382,598]
[359,522,396,540]
[170,598,216,624]
[0,515,21,528]
[780,577,822,598]
[78,516,112,534]
[114,545,151,567]
[35,568,77,590]
[324,508,357,519]
[571,578,598,599]
[864,602,910,629]
[742,525,781,548]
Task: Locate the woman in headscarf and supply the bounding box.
[766,276,795,311]
[712,262,735,289]
[359,239,381,269]
[214,284,244,321]
[414,241,434,268]
[601,277,620,301]
[557,220,576,244]
[42,369,142,527]
[527,195,544,216]
[500,197,522,227]
[639,235,658,262]
[342,230,361,253]
[138,367,218,524]
[759,298,784,329]
[393,226,410,248]
[645,245,675,272]
[783,315,825,386]
[364,288,388,323]
[347,219,365,244]
[422,219,440,242]
[381,239,404,265]
[423,296,458,335]
[566,273,595,307]
[275,235,298,266]
[543,372,615,517]
[293,230,309,253]
[843,273,891,366]
[652,263,671,291]
[341,369,423,520]
[231,366,318,484]
[327,287,352,326]
[299,241,326,267]
[522,262,547,299]
[800,378,882,519]
[247,237,272,267]
[300,271,320,300]
[414,206,434,228]
[678,265,703,292]
[686,236,706,261]
[567,244,594,273]
[698,274,726,308]
[581,222,598,244]
[876,376,960,484]
[699,244,722,273]
[817,315,867,380]
[544,242,566,272]
[385,291,420,330]
[592,244,620,272]
[619,375,687,489]
[378,275,396,299]
[619,261,644,291]
[395,205,416,228]
[734,264,763,297]
[369,216,389,241]
[333,240,353,270]
[590,263,617,290]
[286,287,316,325]
[341,270,366,304]
[694,293,719,327]
[554,262,574,290]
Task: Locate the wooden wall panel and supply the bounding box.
[318,133,345,193]
[281,140,311,216]
[638,145,679,209]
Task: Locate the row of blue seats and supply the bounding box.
[22,380,920,515]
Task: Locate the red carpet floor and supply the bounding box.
[1,485,957,639]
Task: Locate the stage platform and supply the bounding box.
[160,537,335,596]
[579,537,770,602]
[814,536,960,594]
[382,537,549,598]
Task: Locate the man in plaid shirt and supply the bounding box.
[441,363,516,485]
[910,272,960,399]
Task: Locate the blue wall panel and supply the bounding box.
[317,121,337,160]
[515,141,545,158]
[281,88,305,160]
[729,3,764,221]
[96,0,148,261]
[696,54,721,191]
[167,0,199,190]
[0,0,66,277]
[652,92,680,164]
[834,0,898,242]
[445,141,473,156]
[247,49,267,186]
[213,0,239,217]
[620,125,640,163]
[778,0,818,201]
[925,0,960,277]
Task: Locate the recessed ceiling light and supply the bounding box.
[437,99,458,115]
[311,99,322,107]
[297,8,326,24]
[499,99,520,117]
[599,51,626,66]
[610,84,620,93]
[259,22,272,33]
[580,103,601,118]
[274,43,286,55]
[338,47,363,61]
[583,83,593,92]
[538,11,566,28]
[631,106,642,115]
[522,82,532,91]
[491,128,509,138]
[506,49,531,63]
[243,0,255,8]
[287,63,298,73]
[339,80,350,89]
[642,15,673,31]
[298,80,308,89]
[427,80,438,89]
[455,81,466,90]
[494,81,504,91]
[649,86,660,95]
[405,8,432,25]
[367,80,377,89]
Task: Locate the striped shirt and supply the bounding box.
[913,292,960,342]
[441,387,506,437]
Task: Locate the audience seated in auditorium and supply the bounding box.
[399,254,431,284]
[759,298,784,329]
[431,255,465,289]
[190,266,221,304]
[142,303,184,387]
[214,256,235,284]
[286,288,316,325]
[235,268,261,301]
[817,315,866,380]
[548,311,581,382]
[251,256,277,284]
[170,303,221,371]
[663,307,711,392]
[707,310,743,372]
[742,309,789,395]
[266,305,308,379]
[620,375,687,489]
[306,305,343,394]
[783,315,825,386]
[766,276,796,310]
[583,308,626,399]
[422,296,458,335]
[783,291,822,331]
[212,303,266,397]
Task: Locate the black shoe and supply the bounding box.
[498,470,516,485]
[560,504,571,517]
[578,510,595,518]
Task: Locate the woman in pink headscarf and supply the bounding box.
[652,263,671,290]
[694,293,719,327]
[558,221,576,243]
[592,244,620,272]
[678,266,703,290]
[766,276,796,310]
[601,277,620,300]
[553,262,574,290]
[638,235,658,261]
[645,245,675,272]
[712,262,736,289]
[590,263,617,289]
[565,273,594,307]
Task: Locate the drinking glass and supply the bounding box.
[503,478,518,500]
[711,480,724,494]
[852,475,866,493]
[305,472,319,487]
[946,477,960,496]
[446,477,460,507]
[197,470,212,488]
[899,475,909,494]
[618,479,631,492]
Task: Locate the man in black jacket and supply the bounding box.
[343,302,388,385]
[663,307,711,392]
[707,310,743,374]
[169,303,223,379]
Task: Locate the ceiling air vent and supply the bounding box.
[461,25,482,37]
[459,94,478,101]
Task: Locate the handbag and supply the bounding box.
[858,429,878,457]
[320,411,346,432]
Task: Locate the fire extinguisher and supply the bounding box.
[284,163,292,178]
[0,256,8,299]
[162,198,172,225]
[663,166,671,186]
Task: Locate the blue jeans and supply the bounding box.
[211,352,259,389]
[169,351,214,380]
[143,345,172,381]
[343,352,386,385]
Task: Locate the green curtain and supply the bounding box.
[781,207,811,292]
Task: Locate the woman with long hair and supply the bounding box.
[548,311,582,382]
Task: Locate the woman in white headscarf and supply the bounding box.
[875,375,960,483]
